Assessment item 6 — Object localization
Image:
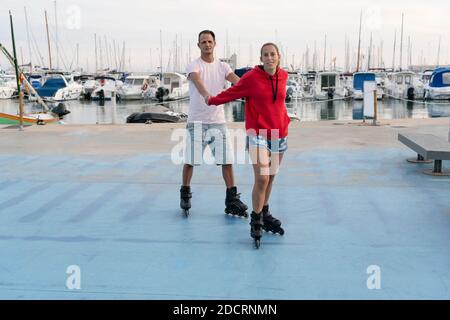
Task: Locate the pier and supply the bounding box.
[0,118,449,299]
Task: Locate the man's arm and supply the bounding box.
[187,72,209,98]
[225,72,240,85]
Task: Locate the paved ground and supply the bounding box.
[0,118,449,299]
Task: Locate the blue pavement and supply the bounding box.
[0,148,449,299]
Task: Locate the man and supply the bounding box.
[180,30,248,218]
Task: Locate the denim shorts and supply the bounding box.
[246,135,288,153]
[183,122,234,166]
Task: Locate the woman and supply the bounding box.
[207,43,290,248]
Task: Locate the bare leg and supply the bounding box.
[264,153,284,205]
[182,164,193,186]
[249,146,271,213]
[221,164,235,189]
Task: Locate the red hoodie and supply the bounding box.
[208,65,290,139]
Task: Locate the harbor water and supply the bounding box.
[1,97,450,124]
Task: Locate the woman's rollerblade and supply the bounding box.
[250,211,264,249]
[224,187,248,218]
[262,205,284,235]
[180,186,192,217]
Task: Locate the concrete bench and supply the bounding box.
[398,133,450,176]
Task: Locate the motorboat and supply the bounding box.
[424,68,450,100]
[117,75,159,100]
[90,76,123,101]
[155,72,189,101]
[350,72,383,100]
[285,78,304,102]
[0,74,17,99]
[313,71,347,100]
[384,71,424,100]
[34,74,82,101]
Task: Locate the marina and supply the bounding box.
[2,97,450,124]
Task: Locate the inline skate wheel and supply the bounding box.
[254,238,260,249]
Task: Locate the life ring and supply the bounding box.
[142,83,148,91]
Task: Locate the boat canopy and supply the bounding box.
[429,68,450,88]
[36,77,67,97]
[353,72,376,90]
[94,76,117,81]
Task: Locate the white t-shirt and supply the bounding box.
[186,57,233,124]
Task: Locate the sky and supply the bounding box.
[1,0,449,72]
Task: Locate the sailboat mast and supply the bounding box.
[399,13,404,70]
[99,36,103,70]
[44,11,53,71]
[94,33,98,72]
[392,30,396,71]
[368,32,373,70]
[54,0,59,70]
[24,6,32,70]
[356,10,362,72]
[436,36,441,67]
[45,11,53,71]
[159,29,163,79]
[113,39,118,70]
[104,35,110,70]
[323,34,327,71]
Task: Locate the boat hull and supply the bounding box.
[0,112,58,125]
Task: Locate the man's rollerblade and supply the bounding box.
[180,186,192,217]
[262,205,284,235]
[250,211,264,249]
[224,187,248,218]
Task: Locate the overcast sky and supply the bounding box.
[1,0,449,72]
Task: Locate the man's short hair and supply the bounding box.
[198,30,216,42]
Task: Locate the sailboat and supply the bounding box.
[0,112,58,125]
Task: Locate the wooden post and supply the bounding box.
[373,90,378,126]
[111,91,117,124]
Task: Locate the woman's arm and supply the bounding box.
[207,75,249,106]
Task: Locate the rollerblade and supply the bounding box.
[180,186,192,217]
[250,211,264,249]
[262,205,284,235]
[224,187,248,218]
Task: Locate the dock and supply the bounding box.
[0,118,449,299]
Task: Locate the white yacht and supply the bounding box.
[117,75,159,100]
[313,71,347,100]
[0,74,17,99]
[384,71,424,100]
[424,68,450,100]
[155,72,189,101]
[90,76,123,101]
[34,74,82,101]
